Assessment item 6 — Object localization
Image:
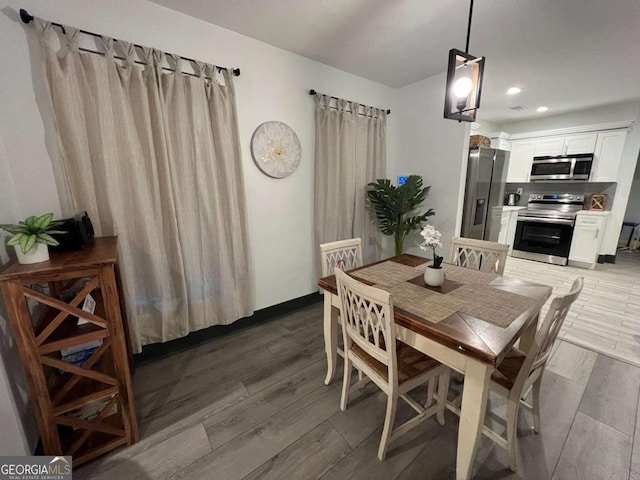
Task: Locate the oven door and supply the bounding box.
[513,217,575,260]
[530,159,573,181]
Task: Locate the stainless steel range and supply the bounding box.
[512,193,585,266]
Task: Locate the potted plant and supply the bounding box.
[420,224,445,287]
[1,213,65,264]
[366,175,435,256]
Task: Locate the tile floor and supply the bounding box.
[505,251,640,367]
[73,251,640,479]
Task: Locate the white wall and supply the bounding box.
[495,101,640,256]
[0,0,399,454]
[493,100,640,135]
[625,159,640,224]
[394,73,471,258]
[0,132,39,455]
[0,0,397,308]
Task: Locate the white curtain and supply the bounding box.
[314,94,386,263]
[36,20,254,352]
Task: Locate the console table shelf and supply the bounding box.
[0,236,138,466]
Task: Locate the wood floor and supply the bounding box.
[505,251,640,367]
[74,279,640,479]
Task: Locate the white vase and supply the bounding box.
[15,243,50,265]
[424,266,445,287]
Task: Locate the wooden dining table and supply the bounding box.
[317,254,552,480]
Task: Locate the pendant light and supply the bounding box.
[444,0,485,122]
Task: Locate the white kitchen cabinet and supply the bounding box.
[496,207,522,254]
[592,130,627,182]
[533,137,565,156]
[564,133,597,155]
[533,133,597,157]
[507,140,535,182]
[569,212,608,269]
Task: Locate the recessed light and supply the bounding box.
[537,106,549,112]
[507,87,521,95]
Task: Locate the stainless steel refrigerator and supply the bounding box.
[461,147,509,241]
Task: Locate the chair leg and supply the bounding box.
[532,377,542,434]
[340,354,353,411]
[378,393,399,461]
[436,369,450,426]
[506,398,519,472]
[426,378,435,407]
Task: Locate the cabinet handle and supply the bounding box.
[596,228,599,238]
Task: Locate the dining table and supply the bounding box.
[317,254,552,480]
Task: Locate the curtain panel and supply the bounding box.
[36,20,254,352]
[314,94,386,263]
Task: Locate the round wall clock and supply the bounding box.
[250,121,301,179]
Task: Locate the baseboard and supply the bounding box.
[133,292,323,367]
[598,254,616,264]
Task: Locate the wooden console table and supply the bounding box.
[0,236,138,465]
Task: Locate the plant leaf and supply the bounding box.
[24,216,37,228]
[35,213,54,230]
[7,233,23,246]
[20,233,37,254]
[36,233,60,246]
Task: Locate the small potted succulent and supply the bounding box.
[420,224,445,287]
[1,213,65,264]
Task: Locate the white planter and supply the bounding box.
[424,266,445,287]
[15,243,50,264]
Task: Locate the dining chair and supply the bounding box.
[449,276,583,472]
[449,237,510,275]
[320,238,363,277]
[334,268,450,461]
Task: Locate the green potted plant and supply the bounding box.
[1,213,65,264]
[366,175,435,255]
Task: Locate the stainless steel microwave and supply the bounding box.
[530,153,593,181]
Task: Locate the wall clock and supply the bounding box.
[250,121,301,179]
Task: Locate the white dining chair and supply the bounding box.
[320,238,363,277]
[449,276,583,472]
[335,268,450,461]
[449,237,509,275]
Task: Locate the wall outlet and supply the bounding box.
[516,188,523,195]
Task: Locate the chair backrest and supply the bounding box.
[449,237,509,275]
[320,238,363,276]
[513,277,584,395]
[334,268,398,383]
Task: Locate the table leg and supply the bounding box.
[457,359,491,480]
[519,313,539,353]
[323,293,339,385]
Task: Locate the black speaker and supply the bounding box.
[50,212,94,251]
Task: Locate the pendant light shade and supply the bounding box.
[444,0,485,122]
[444,49,485,122]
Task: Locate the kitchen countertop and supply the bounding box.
[577,210,611,216]
[502,206,527,211]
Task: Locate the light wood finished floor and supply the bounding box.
[505,251,640,367]
[74,293,640,479]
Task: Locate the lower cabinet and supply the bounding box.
[569,213,608,269]
[496,208,521,254]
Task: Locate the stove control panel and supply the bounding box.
[528,193,585,204]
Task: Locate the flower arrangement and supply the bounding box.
[419,224,443,269]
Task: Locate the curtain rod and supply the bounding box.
[19,9,241,79]
[309,89,391,115]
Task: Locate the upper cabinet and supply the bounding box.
[507,140,535,182]
[502,124,629,184]
[532,133,597,157]
[592,130,627,182]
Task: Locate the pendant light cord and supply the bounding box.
[465,0,474,53]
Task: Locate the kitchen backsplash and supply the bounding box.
[505,182,617,210]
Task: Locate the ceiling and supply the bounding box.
[150,0,640,123]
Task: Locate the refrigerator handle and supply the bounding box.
[474,198,486,226]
